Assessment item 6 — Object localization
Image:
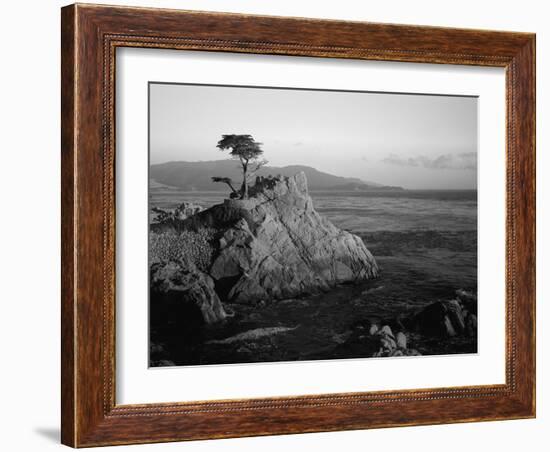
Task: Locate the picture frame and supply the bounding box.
[61,3,535,447]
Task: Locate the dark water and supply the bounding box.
[149,188,477,366]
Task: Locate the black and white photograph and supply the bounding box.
[148,82,479,367]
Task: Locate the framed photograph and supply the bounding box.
[61,4,535,447]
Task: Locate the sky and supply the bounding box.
[149,82,478,189]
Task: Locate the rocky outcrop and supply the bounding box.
[152,202,204,224]
[185,172,379,303]
[150,172,378,325]
[408,290,477,338]
[371,325,421,358]
[334,288,477,359]
[335,321,421,358]
[150,261,227,324]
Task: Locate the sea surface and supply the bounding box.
[149,187,478,365]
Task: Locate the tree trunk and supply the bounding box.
[241,162,248,199]
[241,166,248,199]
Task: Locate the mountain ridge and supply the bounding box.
[150,160,403,191]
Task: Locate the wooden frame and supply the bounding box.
[61,3,535,447]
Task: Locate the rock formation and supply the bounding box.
[150,172,379,324]
[407,289,478,338]
[334,322,421,358]
[150,261,227,324]
[152,201,204,224]
[183,172,379,304]
[335,288,478,359]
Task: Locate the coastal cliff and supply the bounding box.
[150,172,379,323]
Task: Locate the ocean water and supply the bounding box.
[149,188,478,365]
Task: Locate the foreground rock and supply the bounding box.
[408,290,477,338]
[371,325,421,357]
[335,289,477,358]
[335,322,421,358]
[185,172,379,303]
[150,261,227,324]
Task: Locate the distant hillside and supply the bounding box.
[327,182,404,192]
[150,160,401,191]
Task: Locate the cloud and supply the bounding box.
[381,152,476,170]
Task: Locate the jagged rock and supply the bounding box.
[333,322,422,359]
[410,299,471,338]
[396,332,407,349]
[150,261,227,324]
[173,202,204,220]
[186,172,379,304]
[379,336,397,352]
[446,299,465,334]
[371,325,400,357]
[456,289,478,315]
[443,316,457,337]
[152,202,204,224]
[465,313,478,337]
[379,325,394,338]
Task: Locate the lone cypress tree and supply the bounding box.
[215,134,266,199]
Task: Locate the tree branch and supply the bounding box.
[246,159,268,179]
